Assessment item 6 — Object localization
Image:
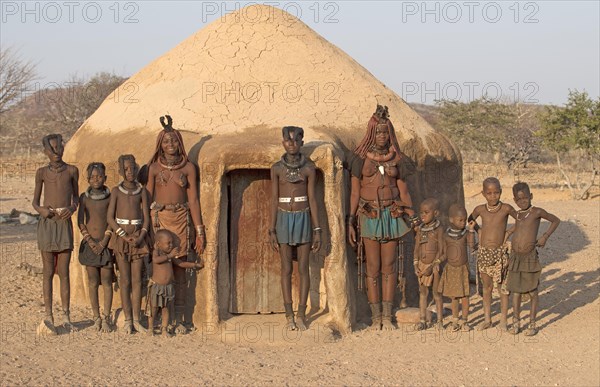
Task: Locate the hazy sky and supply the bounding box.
[1,0,598,105]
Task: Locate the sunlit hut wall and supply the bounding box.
[63,4,462,333]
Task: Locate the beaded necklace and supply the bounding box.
[118,181,143,195]
[485,201,502,213]
[281,153,306,183]
[85,186,110,200]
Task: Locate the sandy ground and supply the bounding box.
[1,170,598,386]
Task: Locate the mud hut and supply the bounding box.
[64,4,463,334]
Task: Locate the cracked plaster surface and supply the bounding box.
[70,5,456,164]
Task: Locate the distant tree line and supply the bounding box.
[0,48,126,157]
[427,92,598,200]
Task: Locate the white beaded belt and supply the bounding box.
[279,196,308,203]
[116,218,143,225]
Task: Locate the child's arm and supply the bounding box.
[58,166,80,220]
[269,166,280,252]
[172,260,203,270]
[413,229,421,276]
[77,193,87,234]
[504,225,515,244]
[468,206,481,232]
[185,163,205,256]
[467,224,477,250]
[433,227,444,272]
[536,209,560,247]
[152,250,170,264]
[106,187,121,239]
[32,168,51,218]
[307,167,321,252]
[172,257,203,270]
[66,166,80,219]
[505,203,518,220]
[135,188,151,247]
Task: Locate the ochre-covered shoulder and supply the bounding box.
[396,153,416,181]
[35,166,46,180]
[348,154,364,179]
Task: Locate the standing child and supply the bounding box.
[32,134,79,333]
[439,204,476,331]
[506,182,560,336]
[107,155,150,334]
[147,229,203,337]
[269,126,321,331]
[414,198,445,330]
[78,162,114,332]
[469,177,517,331]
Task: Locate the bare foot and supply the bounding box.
[161,327,174,338]
[286,316,298,331]
[93,316,102,331]
[296,317,307,331]
[38,317,58,336]
[147,327,155,336]
[449,321,460,332]
[435,320,444,330]
[524,322,538,336]
[368,317,381,331]
[497,320,508,331]
[381,318,395,331]
[415,321,427,331]
[122,320,133,334]
[174,323,188,335]
[477,321,492,331]
[100,315,112,333]
[461,321,472,332]
[61,310,78,332]
[133,320,147,333]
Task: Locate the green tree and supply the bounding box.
[436,97,539,168]
[537,90,599,199]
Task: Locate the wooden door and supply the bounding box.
[229,170,297,313]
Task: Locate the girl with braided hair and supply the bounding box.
[347,105,417,330]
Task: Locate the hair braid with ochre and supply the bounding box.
[354,105,403,160]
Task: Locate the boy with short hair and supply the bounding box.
[469,177,517,331]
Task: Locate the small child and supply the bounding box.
[438,204,475,331]
[468,177,517,331]
[107,154,150,334]
[505,182,560,336]
[32,134,79,334]
[77,162,114,332]
[147,229,203,337]
[414,198,445,330]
